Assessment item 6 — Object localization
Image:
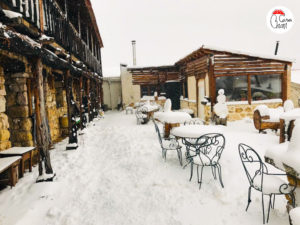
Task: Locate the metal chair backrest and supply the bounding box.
[152,119,163,147]
[238,143,267,190]
[197,133,225,164]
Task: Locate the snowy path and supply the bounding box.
[0,111,291,225]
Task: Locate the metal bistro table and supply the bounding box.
[171,125,223,139]
[154,111,191,138]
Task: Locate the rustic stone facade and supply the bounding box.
[291,82,300,108]
[180,99,197,117]
[0,67,11,151]
[6,71,33,147]
[45,76,61,142]
[203,102,283,122]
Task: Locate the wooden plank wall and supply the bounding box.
[131,70,180,85]
[213,54,286,77]
[185,56,208,79]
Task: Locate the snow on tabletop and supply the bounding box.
[0,156,21,172]
[282,119,300,177]
[154,111,191,123]
[2,10,23,19]
[265,142,289,170]
[171,125,223,138]
[290,207,300,225]
[280,108,300,121]
[143,104,159,112]
[0,147,35,155]
[283,100,294,112]
[268,107,284,122]
[253,174,287,194]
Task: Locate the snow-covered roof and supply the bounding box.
[2,9,22,19]
[176,44,295,64]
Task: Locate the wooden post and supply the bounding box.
[282,65,288,102]
[27,78,33,116]
[79,76,83,129]
[38,0,44,32]
[32,57,53,175]
[208,56,215,114]
[247,75,252,105]
[196,78,199,117]
[87,78,91,121]
[64,70,72,138]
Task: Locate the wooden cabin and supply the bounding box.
[123,45,293,121]
[176,45,293,121]
[120,64,183,109]
[0,0,103,151]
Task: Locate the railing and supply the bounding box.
[3,0,102,76]
[4,0,41,28]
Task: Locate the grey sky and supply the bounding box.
[91,0,300,77]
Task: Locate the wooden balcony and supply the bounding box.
[1,0,102,76]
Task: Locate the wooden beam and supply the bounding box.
[87,78,91,121]
[79,76,83,129]
[65,70,72,139]
[282,65,288,101]
[32,57,53,175]
[208,56,216,113]
[247,75,252,105]
[38,0,44,32]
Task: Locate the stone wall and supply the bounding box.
[45,76,61,142]
[0,67,11,151]
[204,101,283,122]
[180,99,197,117]
[291,82,300,107]
[55,81,68,137]
[6,72,33,147]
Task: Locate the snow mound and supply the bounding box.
[164,99,172,112]
[254,105,269,117]
[290,207,300,225]
[283,100,294,112]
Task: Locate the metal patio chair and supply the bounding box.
[135,107,148,124]
[238,143,297,224]
[152,119,182,166]
[184,133,225,189]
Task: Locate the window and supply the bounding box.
[251,75,281,100]
[216,76,248,101]
[215,74,282,102]
[140,85,157,97]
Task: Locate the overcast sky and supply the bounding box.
[90,0,300,77]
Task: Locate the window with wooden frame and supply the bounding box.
[215,74,282,102]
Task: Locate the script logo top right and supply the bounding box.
[266,6,294,34]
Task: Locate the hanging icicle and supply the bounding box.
[24,0,29,17]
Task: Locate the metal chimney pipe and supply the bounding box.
[132,40,136,66]
[274,41,280,55]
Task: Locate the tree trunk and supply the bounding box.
[32,57,53,175]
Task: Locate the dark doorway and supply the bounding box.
[165,81,181,110]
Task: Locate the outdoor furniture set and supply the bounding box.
[0,147,36,187]
[150,100,298,223]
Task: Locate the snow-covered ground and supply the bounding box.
[0,111,291,225]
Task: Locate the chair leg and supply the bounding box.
[199,165,204,189]
[211,166,217,180]
[177,149,183,166]
[272,194,275,209]
[189,163,193,181]
[290,193,295,208]
[267,195,272,223]
[216,164,224,188]
[246,186,252,211]
[262,193,266,224]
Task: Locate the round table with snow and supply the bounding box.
[279,108,300,143]
[170,125,223,139]
[154,111,191,138]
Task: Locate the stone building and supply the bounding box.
[0,0,103,151]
